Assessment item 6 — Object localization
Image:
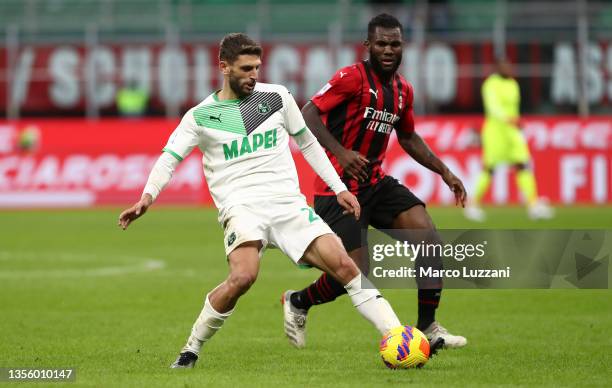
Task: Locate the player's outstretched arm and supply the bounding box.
[117,108,198,230]
[117,151,180,230]
[302,101,369,182]
[397,130,467,207]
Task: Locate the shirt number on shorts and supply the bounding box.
[300,207,320,223]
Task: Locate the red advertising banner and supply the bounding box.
[383,116,612,206]
[0,119,207,207]
[0,116,610,208]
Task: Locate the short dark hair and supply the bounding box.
[219,33,262,64]
[367,13,403,39]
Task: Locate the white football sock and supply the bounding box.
[182,294,233,355]
[345,275,401,334]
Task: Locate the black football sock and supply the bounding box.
[416,289,441,331]
[290,273,347,311]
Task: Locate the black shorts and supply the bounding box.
[314,175,425,252]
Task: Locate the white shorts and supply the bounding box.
[220,196,334,263]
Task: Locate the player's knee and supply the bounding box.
[394,206,435,230]
[334,254,360,284]
[227,272,257,294]
[413,226,443,247]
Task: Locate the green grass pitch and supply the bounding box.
[1,206,610,387]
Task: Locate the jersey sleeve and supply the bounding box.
[398,82,415,134]
[281,86,308,136]
[310,65,360,114]
[162,108,200,162]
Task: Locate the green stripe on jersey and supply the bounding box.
[290,126,308,137]
[163,147,183,162]
[193,102,246,135]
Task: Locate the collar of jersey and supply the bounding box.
[213,90,241,104]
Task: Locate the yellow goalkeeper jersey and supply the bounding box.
[481,73,520,132]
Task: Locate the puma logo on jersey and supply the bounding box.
[222,128,278,161]
[209,113,222,122]
[369,88,379,98]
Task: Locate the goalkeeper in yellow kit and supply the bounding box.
[464,58,553,221]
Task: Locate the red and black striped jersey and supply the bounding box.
[311,60,415,195]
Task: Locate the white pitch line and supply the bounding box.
[0,251,166,278]
[0,190,95,207]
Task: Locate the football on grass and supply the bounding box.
[379,325,430,369]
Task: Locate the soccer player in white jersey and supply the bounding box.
[118,33,405,368]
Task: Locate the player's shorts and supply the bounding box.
[220,195,333,263]
[481,123,531,168]
[314,176,424,252]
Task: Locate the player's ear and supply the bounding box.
[219,60,230,75]
[363,39,370,49]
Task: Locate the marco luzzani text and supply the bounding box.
[370,241,512,279]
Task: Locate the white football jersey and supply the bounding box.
[162,82,307,216]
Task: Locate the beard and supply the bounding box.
[229,74,254,98]
[369,50,402,78]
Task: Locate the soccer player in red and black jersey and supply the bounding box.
[282,13,468,349]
